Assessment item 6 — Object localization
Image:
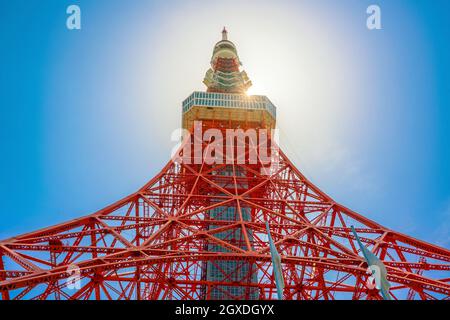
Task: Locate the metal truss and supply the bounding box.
[1,128,449,300]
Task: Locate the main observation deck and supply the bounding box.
[182,91,277,131]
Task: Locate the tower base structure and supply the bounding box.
[0,126,449,300]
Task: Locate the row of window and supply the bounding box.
[183,92,270,106]
[191,91,266,101]
[182,97,277,118]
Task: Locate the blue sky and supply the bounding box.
[0,0,449,247]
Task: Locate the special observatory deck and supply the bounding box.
[182,91,277,131]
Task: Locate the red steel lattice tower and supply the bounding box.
[1,29,449,300]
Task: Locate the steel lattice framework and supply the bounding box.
[0,127,449,300]
[1,28,450,300]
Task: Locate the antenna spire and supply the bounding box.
[222,27,228,41]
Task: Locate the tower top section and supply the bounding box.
[182,29,275,132]
[203,28,252,94]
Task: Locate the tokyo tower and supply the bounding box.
[1,29,449,300]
